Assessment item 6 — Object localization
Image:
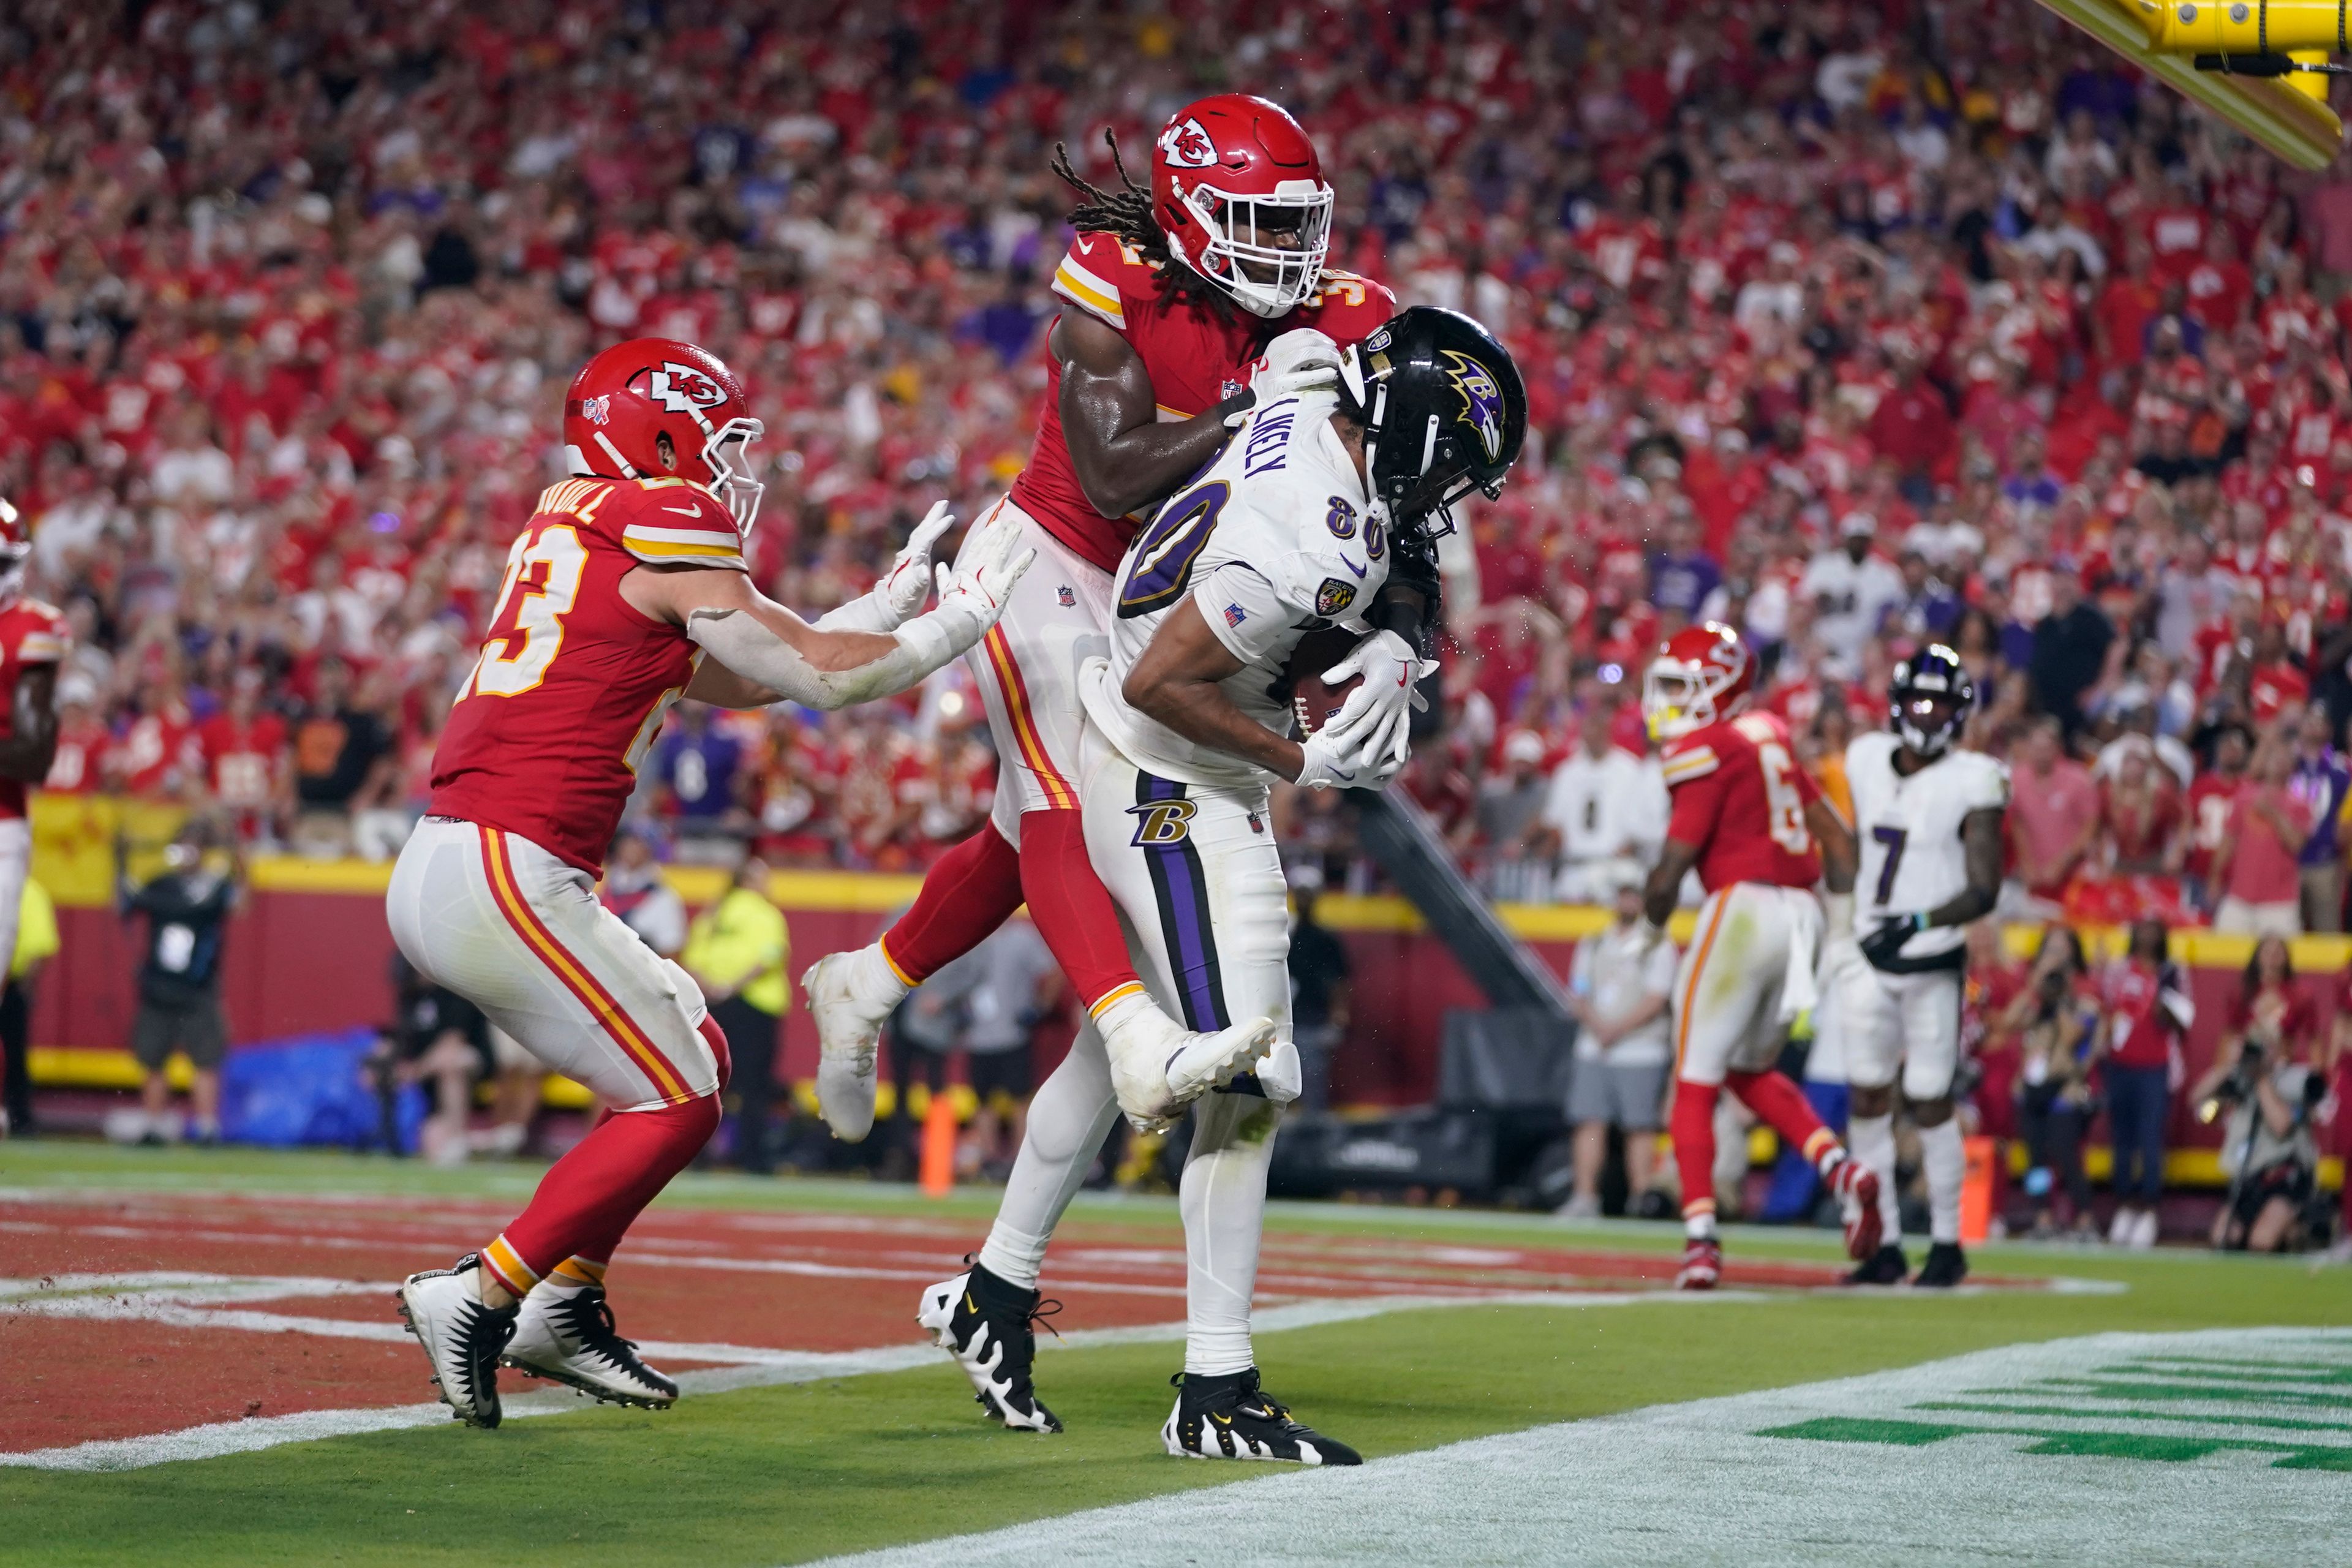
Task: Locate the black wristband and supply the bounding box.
[1213,388,1256,425]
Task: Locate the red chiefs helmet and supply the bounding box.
[1643,622,1757,742]
[562,338,764,535]
[1150,94,1333,318]
[0,496,28,609]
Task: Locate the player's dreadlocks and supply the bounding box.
[1049,131,1219,303]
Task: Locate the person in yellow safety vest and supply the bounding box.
[682,857,790,1174]
[0,873,57,1136]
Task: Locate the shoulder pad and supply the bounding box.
[1292,271,1400,348]
[606,480,745,570]
[1052,232,1158,333]
[1660,739,1721,785]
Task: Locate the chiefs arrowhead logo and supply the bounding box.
[1157,115,1218,170]
[639,361,728,416]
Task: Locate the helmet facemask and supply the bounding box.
[1894,692,1964,757]
[1642,662,1714,742]
[700,418,766,538]
[1175,178,1332,317]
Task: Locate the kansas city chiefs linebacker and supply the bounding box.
[1637,622,1883,1289]
[0,497,62,1139]
[387,337,1031,1428]
[799,96,1423,1434]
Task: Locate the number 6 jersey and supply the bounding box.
[1082,383,1384,790]
[429,477,745,873]
[1659,709,1825,892]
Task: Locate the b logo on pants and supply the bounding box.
[1126,798,1197,846]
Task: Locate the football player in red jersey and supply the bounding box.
[386,337,1036,1428]
[1638,624,1883,1289]
[804,95,1423,1435]
[0,497,62,1139]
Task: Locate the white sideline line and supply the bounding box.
[0,1285,1760,1472]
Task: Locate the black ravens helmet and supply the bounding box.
[1889,644,1974,757]
[1334,306,1526,537]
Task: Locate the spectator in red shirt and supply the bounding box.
[1863,356,1956,502]
[2212,734,2314,937]
[2184,724,2251,910]
[199,669,290,844]
[43,674,111,796]
[2007,718,2101,903]
[2097,917,2194,1248]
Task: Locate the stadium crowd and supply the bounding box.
[10,0,2352,911]
[7,0,2352,909]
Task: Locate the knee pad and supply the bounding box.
[1900,1054,1955,1103]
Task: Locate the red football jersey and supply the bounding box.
[429,475,744,874]
[1011,232,1397,571]
[1659,710,1824,893]
[0,598,67,819]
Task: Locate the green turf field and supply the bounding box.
[2,1142,2345,1567]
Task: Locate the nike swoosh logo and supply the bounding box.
[661,505,703,516]
[1340,557,1366,578]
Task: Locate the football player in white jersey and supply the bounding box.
[1828,644,2008,1287]
[929,307,1522,1464]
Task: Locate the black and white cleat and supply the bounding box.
[502,1284,679,1409]
[396,1254,519,1428]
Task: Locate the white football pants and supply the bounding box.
[977,719,1295,1376]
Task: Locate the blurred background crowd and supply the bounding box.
[7,0,2351,1245]
[11,0,2352,922]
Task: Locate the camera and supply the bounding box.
[2196,1039,2264,1125]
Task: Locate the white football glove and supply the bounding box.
[1316,630,1428,774]
[1293,725,1366,791]
[1224,328,1343,428]
[876,500,957,626]
[929,516,1033,635]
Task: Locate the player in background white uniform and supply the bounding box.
[1828,645,2007,1288]
[922,307,1523,1465]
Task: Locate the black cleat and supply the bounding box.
[1913,1241,1970,1288]
[916,1259,1063,1433]
[503,1284,679,1409]
[1162,1368,1360,1465]
[396,1254,520,1428]
[1846,1243,1909,1286]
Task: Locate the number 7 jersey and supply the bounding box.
[429,476,746,874]
[1659,710,1825,892]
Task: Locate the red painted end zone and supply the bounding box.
[0,1191,2050,1457]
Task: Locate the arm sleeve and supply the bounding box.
[1050,236,1130,333]
[614,484,748,573]
[1193,564,1295,669]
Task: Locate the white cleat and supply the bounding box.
[502,1284,677,1409]
[1099,993,1275,1133]
[394,1254,518,1428]
[803,949,903,1141]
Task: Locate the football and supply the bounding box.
[1286,624,1366,736]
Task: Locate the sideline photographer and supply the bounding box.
[2193,938,2329,1252]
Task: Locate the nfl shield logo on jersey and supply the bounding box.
[1314,578,1357,618]
[1058,584,1076,607]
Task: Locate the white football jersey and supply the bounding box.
[1082,386,1385,789]
[1845,729,2009,962]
